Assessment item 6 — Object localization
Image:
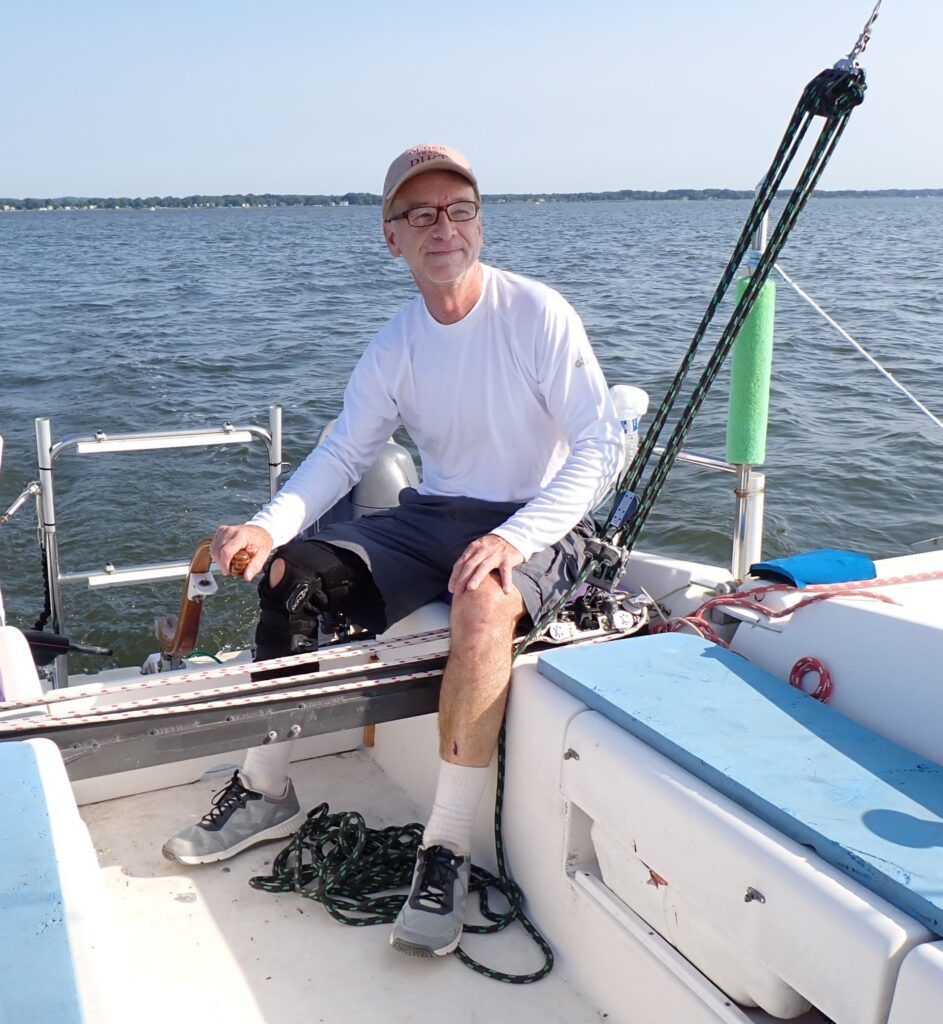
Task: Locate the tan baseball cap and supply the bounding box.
[382,143,479,220]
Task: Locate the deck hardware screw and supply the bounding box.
[264,730,278,743]
[563,748,580,761]
[288,725,302,738]
[744,887,766,904]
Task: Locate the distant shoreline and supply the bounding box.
[2,188,941,212]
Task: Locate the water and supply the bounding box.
[1,199,941,669]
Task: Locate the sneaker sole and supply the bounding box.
[162,810,304,865]
[390,928,462,959]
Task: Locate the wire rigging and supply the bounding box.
[773,262,943,433]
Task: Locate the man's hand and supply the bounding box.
[448,534,524,597]
[210,524,274,582]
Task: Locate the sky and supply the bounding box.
[2,0,940,197]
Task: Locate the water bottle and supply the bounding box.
[609,384,650,475]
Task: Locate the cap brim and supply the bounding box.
[382,162,479,219]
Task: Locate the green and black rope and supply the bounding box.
[250,724,553,984]
[621,76,864,550]
[33,538,53,632]
[520,63,867,654]
[615,66,867,544]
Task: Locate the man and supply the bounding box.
[163,143,622,958]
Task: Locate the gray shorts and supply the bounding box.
[311,488,595,630]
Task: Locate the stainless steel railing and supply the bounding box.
[652,445,765,580]
[28,406,762,688]
[34,405,285,688]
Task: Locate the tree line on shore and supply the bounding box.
[0,192,377,211]
[2,188,941,211]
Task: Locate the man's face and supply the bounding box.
[383,170,483,288]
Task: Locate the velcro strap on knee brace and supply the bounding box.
[256,540,384,653]
[254,610,295,652]
[259,541,362,621]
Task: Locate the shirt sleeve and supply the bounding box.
[491,297,622,560]
[248,342,401,548]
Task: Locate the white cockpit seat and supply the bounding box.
[537,632,943,1024]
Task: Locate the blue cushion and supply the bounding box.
[750,547,876,588]
[0,742,83,1023]
[539,633,943,936]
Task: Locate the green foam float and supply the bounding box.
[725,276,776,466]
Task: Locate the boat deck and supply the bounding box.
[80,749,604,1024]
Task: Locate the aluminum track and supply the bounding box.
[0,631,451,781]
[0,623,637,780]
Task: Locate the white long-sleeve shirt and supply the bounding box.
[250,264,622,561]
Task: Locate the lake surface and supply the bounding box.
[1,199,941,668]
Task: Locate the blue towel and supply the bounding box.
[749,548,876,588]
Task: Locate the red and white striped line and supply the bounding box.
[0,626,451,713]
[0,665,444,733]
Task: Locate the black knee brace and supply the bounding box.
[254,540,384,661]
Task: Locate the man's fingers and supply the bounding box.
[450,536,522,596]
[210,524,272,579]
[465,563,487,592]
[212,527,244,571]
[448,545,480,592]
[450,562,475,593]
[465,552,503,593]
[209,533,230,568]
[449,558,472,593]
[243,553,266,583]
[213,545,234,574]
[217,541,243,575]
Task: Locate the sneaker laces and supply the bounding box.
[415,845,463,910]
[200,771,257,828]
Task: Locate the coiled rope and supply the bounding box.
[250,722,554,984]
[789,656,833,703]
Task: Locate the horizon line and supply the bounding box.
[3,186,942,208]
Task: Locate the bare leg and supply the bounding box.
[393,574,525,952]
[439,573,525,767]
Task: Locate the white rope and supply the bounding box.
[774,262,943,433]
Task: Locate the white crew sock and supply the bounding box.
[240,741,294,798]
[422,759,492,857]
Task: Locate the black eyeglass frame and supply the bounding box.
[385,200,481,227]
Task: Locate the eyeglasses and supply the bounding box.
[386,200,480,228]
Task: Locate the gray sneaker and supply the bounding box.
[162,771,302,865]
[390,845,470,958]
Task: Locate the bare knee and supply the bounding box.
[450,579,524,653]
[268,557,286,587]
